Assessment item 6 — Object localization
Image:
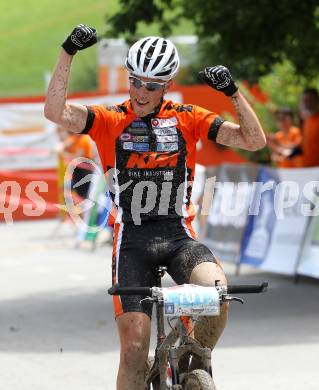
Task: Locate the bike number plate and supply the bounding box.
[162,284,220,316]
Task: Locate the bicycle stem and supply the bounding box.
[156,267,166,344]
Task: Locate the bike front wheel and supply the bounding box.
[182,369,217,390]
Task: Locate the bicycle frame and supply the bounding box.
[108,268,268,390]
[146,266,213,389]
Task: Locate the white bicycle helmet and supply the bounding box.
[125,36,180,81]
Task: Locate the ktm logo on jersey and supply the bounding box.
[126,152,179,168]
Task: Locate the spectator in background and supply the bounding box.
[56,127,95,200]
[298,88,319,167]
[267,107,302,168]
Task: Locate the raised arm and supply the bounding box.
[199,66,266,151]
[44,24,97,133]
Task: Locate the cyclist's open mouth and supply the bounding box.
[135,99,149,106]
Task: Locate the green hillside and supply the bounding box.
[0,0,116,97]
[0,0,194,97]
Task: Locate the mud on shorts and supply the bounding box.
[111,218,218,318]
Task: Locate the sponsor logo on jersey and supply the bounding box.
[132,135,149,142]
[127,169,174,179]
[130,120,148,128]
[120,133,132,141]
[132,143,150,152]
[123,142,150,152]
[153,127,177,136]
[123,142,133,150]
[106,105,124,113]
[126,152,179,169]
[156,135,178,143]
[157,142,179,152]
[151,117,178,129]
[126,126,149,135]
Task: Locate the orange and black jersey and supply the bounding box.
[82,99,224,224]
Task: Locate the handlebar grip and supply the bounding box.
[108,285,152,296]
[227,282,268,294]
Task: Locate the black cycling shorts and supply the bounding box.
[111,218,218,318]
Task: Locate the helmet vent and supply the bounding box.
[126,61,134,71]
[167,49,176,67]
[144,39,158,70]
[151,41,166,71]
[137,38,149,67]
[155,69,172,76]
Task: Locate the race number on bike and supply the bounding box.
[162,284,220,317]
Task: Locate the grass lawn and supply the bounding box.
[0,0,194,97]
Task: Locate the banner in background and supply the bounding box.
[0,103,58,170]
[0,168,59,222]
[240,167,277,267]
[240,166,319,275]
[297,208,319,278]
[202,164,258,263]
[0,92,183,171]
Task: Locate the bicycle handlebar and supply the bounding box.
[108,285,152,296]
[108,282,268,296]
[227,282,268,294]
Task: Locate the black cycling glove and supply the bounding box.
[199,65,238,97]
[62,24,97,55]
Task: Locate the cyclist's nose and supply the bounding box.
[136,85,149,96]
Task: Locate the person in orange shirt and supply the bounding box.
[299,88,319,167]
[66,133,95,199]
[56,127,95,199]
[267,107,302,168]
[64,132,94,160]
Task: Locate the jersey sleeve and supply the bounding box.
[193,105,225,142]
[81,105,114,141]
[80,105,125,172]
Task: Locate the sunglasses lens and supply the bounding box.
[130,77,165,91]
[130,77,143,89]
[145,83,160,92]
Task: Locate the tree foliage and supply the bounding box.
[106,0,319,81]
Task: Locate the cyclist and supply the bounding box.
[44,25,266,390]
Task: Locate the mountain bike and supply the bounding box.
[108,266,268,390]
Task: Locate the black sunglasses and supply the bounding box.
[129,76,167,92]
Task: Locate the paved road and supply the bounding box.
[1,220,318,389]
